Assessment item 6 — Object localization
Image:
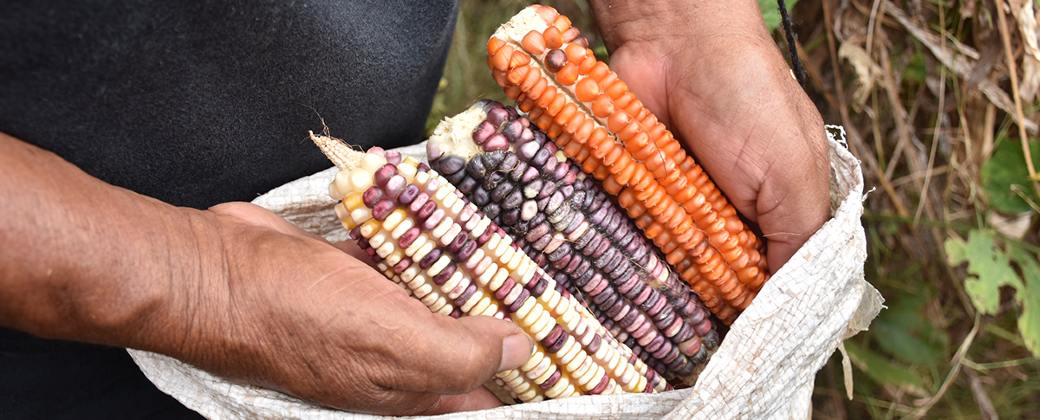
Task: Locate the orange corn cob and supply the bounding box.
[486,5,768,324]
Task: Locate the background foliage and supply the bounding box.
[430,1,1040,418]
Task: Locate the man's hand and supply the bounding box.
[0,133,530,415]
[592,0,831,271]
[173,203,531,414]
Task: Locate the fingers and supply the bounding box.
[755,149,830,271]
[331,240,374,265]
[357,385,502,416]
[390,314,532,395]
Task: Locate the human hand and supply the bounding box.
[592,0,830,271]
[167,202,531,415]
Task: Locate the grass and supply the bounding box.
[434,1,1040,418]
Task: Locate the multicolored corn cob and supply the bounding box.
[426,100,719,384]
[310,132,669,403]
[486,5,769,324]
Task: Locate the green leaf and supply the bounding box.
[872,296,949,366]
[759,0,797,31]
[844,341,927,392]
[981,137,1040,214]
[1008,245,1040,357]
[945,230,1022,315]
[903,51,927,84]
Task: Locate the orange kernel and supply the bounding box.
[575,78,600,102]
[556,63,579,85]
[543,26,563,49]
[521,31,546,54]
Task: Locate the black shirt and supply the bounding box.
[0,1,457,417]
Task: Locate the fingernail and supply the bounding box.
[498,333,532,372]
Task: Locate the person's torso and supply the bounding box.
[0,1,457,417]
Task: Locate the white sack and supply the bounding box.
[129,126,882,419]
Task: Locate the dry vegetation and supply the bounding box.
[429,1,1040,418]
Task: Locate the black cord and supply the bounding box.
[777,0,808,87]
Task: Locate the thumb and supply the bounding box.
[394,314,532,395]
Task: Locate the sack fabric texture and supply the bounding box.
[128,127,883,419]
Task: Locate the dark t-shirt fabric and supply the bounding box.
[0,0,457,417]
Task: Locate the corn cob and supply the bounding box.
[426,100,719,384]
[311,132,669,403]
[485,5,768,324]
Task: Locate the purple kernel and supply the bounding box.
[409,193,430,213]
[454,283,478,307]
[487,107,509,127]
[422,208,445,230]
[384,175,406,199]
[432,264,456,285]
[545,49,566,72]
[457,239,477,260]
[393,259,410,274]
[588,375,610,395]
[483,134,510,151]
[397,184,420,204]
[539,325,564,348]
[520,127,534,141]
[518,141,539,160]
[502,120,524,141]
[435,155,465,175]
[362,187,384,208]
[374,164,397,187]
[384,151,401,165]
[538,370,562,391]
[371,199,395,221]
[417,200,436,220]
[419,248,442,269]
[507,289,530,312]
[476,225,494,245]
[473,120,497,144]
[448,234,467,253]
[399,229,420,249]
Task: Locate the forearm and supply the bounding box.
[590,0,770,50]
[0,132,221,353]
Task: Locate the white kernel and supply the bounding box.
[485,232,501,253]
[544,376,570,399]
[441,271,463,294]
[400,266,419,282]
[477,262,498,286]
[472,217,490,238]
[506,249,524,271]
[515,297,535,321]
[466,248,485,270]
[414,240,434,263]
[471,294,493,315]
[460,290,482,313]
[397,161,418,179]
[390,218,414,239]
[419,290,439,306]
[413,282,433,299]
[405,234,425,256]
[440,224,462,246]
[489,267,509,290]
[350,207,372,225]
[449,197,465,216]
[385,251,403,267]
[428,255,451,277]
[382,209,406,231]
[350,171,373,192]
[415,170,430,184]
[432,217,452,239]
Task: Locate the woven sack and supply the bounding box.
[129,126,882,419]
